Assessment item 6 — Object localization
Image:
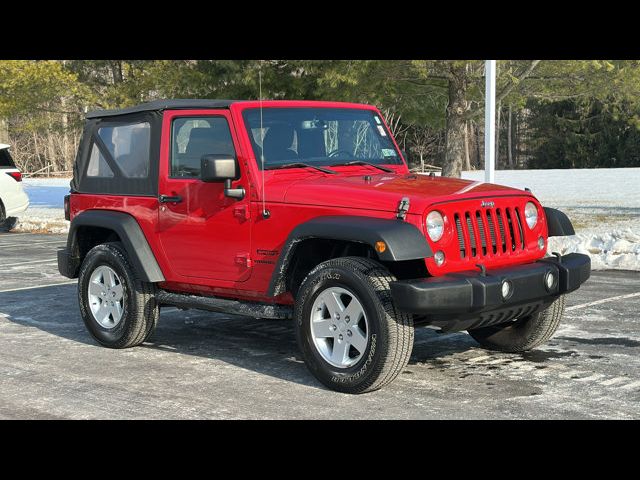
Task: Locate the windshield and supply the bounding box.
[242,108,403,170]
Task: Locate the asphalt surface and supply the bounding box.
[0,232,638,419]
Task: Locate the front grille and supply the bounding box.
[454,206,526,260]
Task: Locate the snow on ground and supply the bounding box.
[15,178,70,234]
[461,168,640,271]
[12,169,640,270]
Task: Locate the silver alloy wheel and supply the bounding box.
[88,265,125,329]
[310,286,369,368]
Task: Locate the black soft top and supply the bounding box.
[86,99,238,119]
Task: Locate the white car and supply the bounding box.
[0,144,29,230]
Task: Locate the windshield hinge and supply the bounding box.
[396,197,410,220]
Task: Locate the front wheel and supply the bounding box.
[294,257,414,394]
[468,295,566,352]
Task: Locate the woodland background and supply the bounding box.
[2,60,640,176]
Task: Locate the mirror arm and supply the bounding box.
[224,179,245,200]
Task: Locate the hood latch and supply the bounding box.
[396,197,410,221]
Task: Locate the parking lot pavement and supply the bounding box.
[0,231,639,419]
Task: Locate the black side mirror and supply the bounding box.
[200,154,244,199]
[201,155,237,182]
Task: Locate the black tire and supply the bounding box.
[294,256,414,394]
[0,201,18,232]
[468,295,566,353]
[78,242,159,348]
[1,217,18,232]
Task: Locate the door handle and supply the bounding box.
[159,195,183,204]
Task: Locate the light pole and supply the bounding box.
[485,60,496,184]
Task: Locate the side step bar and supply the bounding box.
[157,290,293,320]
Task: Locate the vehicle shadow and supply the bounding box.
[0,283,479,390]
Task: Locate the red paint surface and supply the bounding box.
[70,100,548,304]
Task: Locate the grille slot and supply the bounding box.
[455,214,466,258]
[486,210,497,254]
[506,208,516,251]
[514,207,525,250]
[496,209,506,252]
[476,211,487,256]
[452,204,526,261]
[465,212,476,257]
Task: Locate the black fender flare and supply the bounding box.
[544,207,575,237]
[68,210,165,282]
[267,215,432,296]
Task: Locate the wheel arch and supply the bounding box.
[267,215,432,297]
[544,207,575,237]
[66,210,165,282]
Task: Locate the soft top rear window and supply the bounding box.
[0,148,15,168]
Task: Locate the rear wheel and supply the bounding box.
[294,257,414,394]
[78,242,159,348]
[468,295,566,352]
[0,202,16,232]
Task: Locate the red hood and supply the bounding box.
[263,170,532,213]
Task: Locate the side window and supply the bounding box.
[0,148,16,168]
[86,143,114,178]
[171,116,236,178]
[97,122,151,178]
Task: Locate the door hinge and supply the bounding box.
[233,205,250,221]
[235,253,253,268]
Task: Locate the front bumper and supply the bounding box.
[390,253,590,329]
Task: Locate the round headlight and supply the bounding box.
[426,211,444,242]
[525,202,538,229]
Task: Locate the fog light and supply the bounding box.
[538,236,545,250]
[501,280,512,300]
[434,250,445,266]
[544,271,556,290]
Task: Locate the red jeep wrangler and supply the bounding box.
[58,99,590,393]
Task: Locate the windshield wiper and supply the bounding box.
[329,160,394,173]
[265,162,337,174]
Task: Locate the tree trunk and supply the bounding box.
[441,68,469,178]
[0,118,8,144]
[463,121,471,171]
[474,122,481,169]
[507,105,514,168]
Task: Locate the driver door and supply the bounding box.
[157,110,251,282]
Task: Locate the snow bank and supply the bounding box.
[14,207,69,234]
[548,230,640,270]
[13,178,70,234]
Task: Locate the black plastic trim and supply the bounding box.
[87,99,236,119]
[390,253,590,316]
[267,215,433,296]
[544,207,576,236]
[57,248,79,279]
[157,290,292,320]
[65,210,165,282]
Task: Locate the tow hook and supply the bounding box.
[476,264,487,276]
